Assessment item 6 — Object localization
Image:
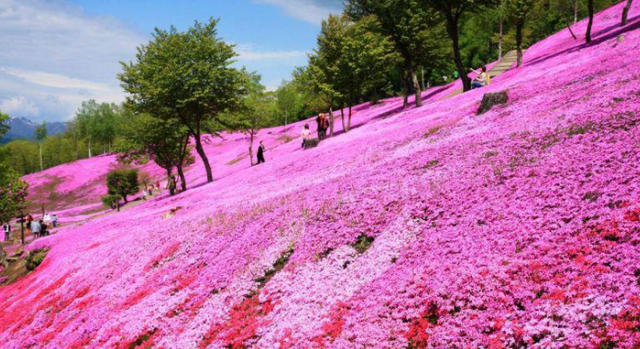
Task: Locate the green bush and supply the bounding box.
[26,249,49,271]
[101,194,122,210]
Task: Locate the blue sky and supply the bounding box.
[0,0,343,122]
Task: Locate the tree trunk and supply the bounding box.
[586,0,594,43]
[574,0,579,24]
[402,75,410,108]
[567,19,578,39]
[176,165,187,192]
[194,134,213,183]
[499,11,504,59]
[447,17,470,92]
[348,105,352,131]
[88,139,92,158]
[622,0,633,26]
[166,170,175,196]
[39,143,43,172]
[516,21,524,67]
[249,132,255,166]
[329,107,335,137]
[340,106,347,132]
[410,67,422,107]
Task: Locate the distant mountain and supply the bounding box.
[0,117,67,144]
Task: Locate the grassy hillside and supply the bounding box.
[2,3,640,348]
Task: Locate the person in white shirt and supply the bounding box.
[52,214,59,228]
[301,124,311,149]
[43,213,52,226]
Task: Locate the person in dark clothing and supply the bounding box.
[316,114,325,141]
[316,113,329,141]
[3,222,11,241]
[167,176,177,196]
[257,141,266,164]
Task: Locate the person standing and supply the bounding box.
[167,176,177,196]
[257,141,266,165]
[3,222,11,242]
[26,214,34,235]
[52,214,59,228]
[301,124,311,148]
[43,212,51,226]
[141,185,148,200]
[31,220,42,238]
[316,113,326,141]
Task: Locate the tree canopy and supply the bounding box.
[119,18,246,183]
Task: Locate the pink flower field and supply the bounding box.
[2,3,640,348]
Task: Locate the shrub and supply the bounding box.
[351,234,375,254]
[101,194,122,210]
[477,91,509,115]
[26,249,49,271]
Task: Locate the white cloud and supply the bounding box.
[0,0,143,121]
[1,67,113,92]
[253,0,342,24]
[236,45,308,61]
[0,97,40,117]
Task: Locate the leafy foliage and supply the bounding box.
[119,18,246,183]
[0,111,28,223]
[115,113,193,192]
[346,0,448,106]
[106,169,139,204]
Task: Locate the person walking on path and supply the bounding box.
[52,214,58,228]
[301,124,311,148]
[3,222,11,242]
[257,141,266,165]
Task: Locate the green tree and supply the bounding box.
[236,72,271,166]
[116,114,193,193]
[346,0,443,107]
[106,169,139,204]
[337,16,400,131]
[4,140,39,175]
[276,81,300,129]
[35,122,47,172]
[506,0,535,66]
[418,0,499,92]
[0,111,8,137]
[119,19,245,184]
[138,171,153,191]
[74,100,123,157]
[0,111,28,224]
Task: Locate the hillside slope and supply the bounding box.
[3,3,640,348]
